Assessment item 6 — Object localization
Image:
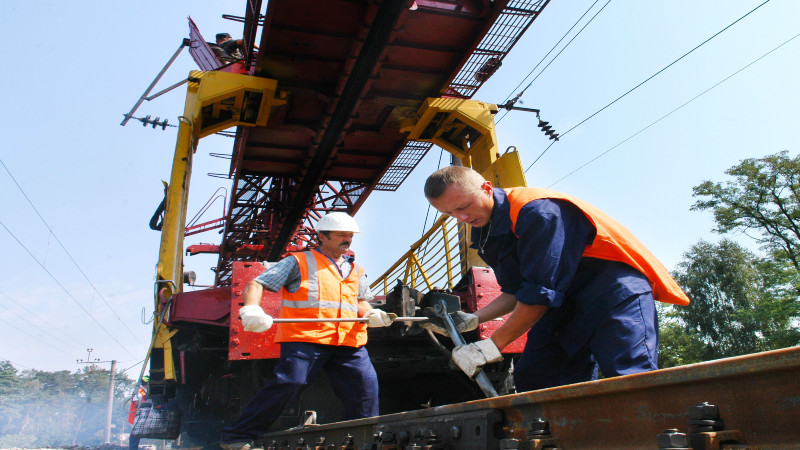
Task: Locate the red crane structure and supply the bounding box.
[123,1,800,448]
[179,0,549,286]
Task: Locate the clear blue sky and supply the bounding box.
[1,1,798,374]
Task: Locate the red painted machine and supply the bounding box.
[125,1,800,448]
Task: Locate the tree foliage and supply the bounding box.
[659,239,800,367]
[692,150,800,275]
[656,310,706,368]
[0,362,137,447]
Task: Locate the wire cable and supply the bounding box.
[525,0,771,173]
[0,357,34,371]
[546,30,800,187]
[120,359,146,375]
[0,288,89,352]
[0,159,146,346]
[0,219,138,358]
[499,0,604,105]
[0,315,79,359]
[497,0,611,125]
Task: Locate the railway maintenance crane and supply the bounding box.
[124,0,800,448]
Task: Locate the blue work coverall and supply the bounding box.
[220,252,379,443]
[471,188,658,391]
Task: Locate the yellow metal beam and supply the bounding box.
[400,97,500,170]
[374,98,529,293]
[151,70,284,382]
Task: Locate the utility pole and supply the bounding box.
[78,348,117,444]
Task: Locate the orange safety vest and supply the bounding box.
[128,386,146,425]
[505,187,690,306]
[274,251,368,347]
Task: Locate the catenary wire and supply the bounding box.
[121,359,146,374]
[0,288,89,353]
[498,0,604,105]
[0,159,146,346]
[496,0,611,125]
[421,1,611,236]
[0,357,33,370]
[0,219,138,358]
[546,31,800,188]
[525,0,772,173]
[0,315,79,359]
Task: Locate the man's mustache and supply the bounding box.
[338,241,351,247]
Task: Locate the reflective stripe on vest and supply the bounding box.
[274,250,368,347]
[505,187,690,306]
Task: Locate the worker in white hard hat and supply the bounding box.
[220,212,391,449]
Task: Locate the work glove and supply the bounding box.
[451,339,503,378]
[365,309,393,327]
[239,305,274,332]
[418,308,479,336]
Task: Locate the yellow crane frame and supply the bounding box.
[148,70,284,385]
[372,98,527,294]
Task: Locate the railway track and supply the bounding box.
[253,346,800,449]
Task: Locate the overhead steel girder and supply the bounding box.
[266,0,410,261]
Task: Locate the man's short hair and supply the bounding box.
[424,166,486,199]
[216,33,232,42]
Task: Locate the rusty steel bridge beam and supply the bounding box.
[265,0,409,261]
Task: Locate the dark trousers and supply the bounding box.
[221,342,379,443]
[514,291,658,391]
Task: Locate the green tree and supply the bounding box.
[661,239,800,365]
[0,361,137,447]
[656,307,705,368]
[0,360,20,391]
[692,150,800,275]
[0,361,24,439]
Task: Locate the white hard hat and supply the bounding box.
[316,212,360,233]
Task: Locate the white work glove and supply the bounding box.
[365,309,393,327]
[239,305,274,332]
[451,339,503,378]
[419,309,479,336]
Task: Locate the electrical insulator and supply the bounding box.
[538,119,559,141]
[137,115,171,130]
[538,120,552,132]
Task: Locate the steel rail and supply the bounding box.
[254,346,800,448]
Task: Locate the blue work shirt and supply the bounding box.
[470,188,652,354]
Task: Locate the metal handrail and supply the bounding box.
[370,215,469,295]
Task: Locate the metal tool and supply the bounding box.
[434,300,499,398]
[271,313,427,323]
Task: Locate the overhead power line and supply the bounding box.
[0,220,138,358]
[0,314,79,359]
[497,0,611,125]
[0,357,34,371]
[0,159,145,347]
[547,30,800,187]
[525,0,772,172]
[0,288,89,353]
